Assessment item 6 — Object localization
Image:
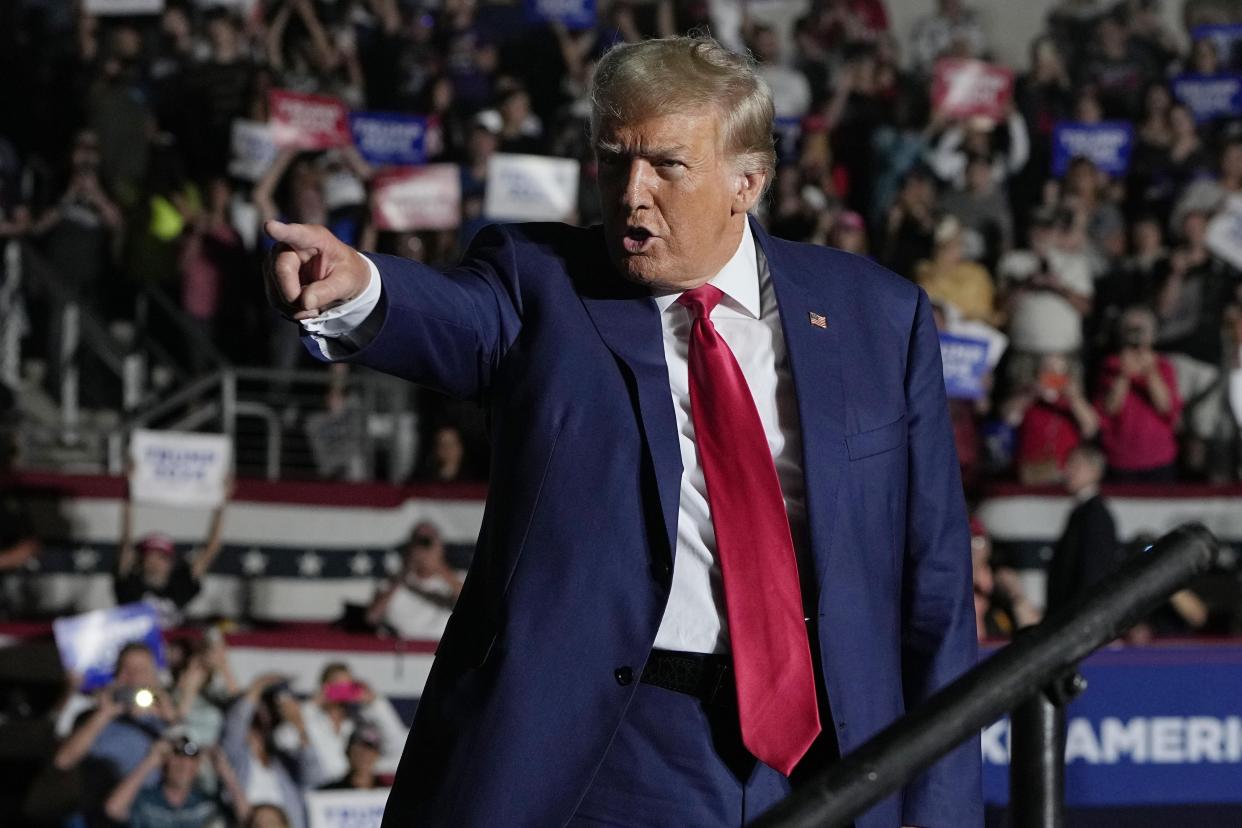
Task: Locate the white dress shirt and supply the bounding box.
[300,221,810,655]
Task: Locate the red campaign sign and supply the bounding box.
[268,89,350,150]
[932,58,1014,122]
[371,165,461,232]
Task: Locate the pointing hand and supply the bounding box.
[264,220,371,321]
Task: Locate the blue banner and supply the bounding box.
[982,645,1242,807]
[525,0,595,30]
[939,333,990,400]
[1052,122,1133,178]
[349,113,427,167]
[52,603,167,692]
[1171,74,1242,122]
[774,116,802,163]
[1191,24,1242,72]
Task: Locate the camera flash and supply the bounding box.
[134,689,155,708]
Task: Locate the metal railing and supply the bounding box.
[753,523,1223,828]
[11,238,420,481]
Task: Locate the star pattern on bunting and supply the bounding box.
[73,546,100,572]
[241,548,268,575]
[349,552,374,576]
[298,552,323,577]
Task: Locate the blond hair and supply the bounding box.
[590,36,776,182]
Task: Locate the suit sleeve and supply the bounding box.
[900,289,983,827]
[300,224,524,401]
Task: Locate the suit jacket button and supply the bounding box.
[614,666,634,686]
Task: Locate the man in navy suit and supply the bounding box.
[266,36,980,828]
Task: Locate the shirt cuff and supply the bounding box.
[300,255,384,358]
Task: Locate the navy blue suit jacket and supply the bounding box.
[310,218,982,827]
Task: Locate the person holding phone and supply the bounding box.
[1002,353,1100,485]
[104,736,250,827]
[365,521,464,639]
[299,663,407,784]
[221,674,322,828]
[1094,306,1183,482]
[51,643,179,823]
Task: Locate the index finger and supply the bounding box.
[265,220,327,252]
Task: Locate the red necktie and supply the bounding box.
[677,284,822,777]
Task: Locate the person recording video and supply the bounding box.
[221,674,322,828]
[1094,306,1182,482]
[104,735,249,827]
[51,642,179,823]
[300,662,407,782]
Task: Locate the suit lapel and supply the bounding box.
[751,218,847,599]
[578,270,682,567]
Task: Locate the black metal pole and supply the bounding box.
[749,523,1221,828]
[1009,687,1067,828]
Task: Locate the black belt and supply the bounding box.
[640,649,734,707]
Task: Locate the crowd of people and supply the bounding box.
[1,0,1241,487]
[36,635,407,827]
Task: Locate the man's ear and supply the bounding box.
[733,170,767,214]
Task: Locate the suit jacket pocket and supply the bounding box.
[845,414,907,461]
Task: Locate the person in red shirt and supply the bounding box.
[1094,306,1182,482]
[1003,354,1099,485]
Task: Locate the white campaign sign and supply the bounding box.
[228,120,279,183]
[484,154,579,222]
[85,0,164,14]
[129,429,232,508]
[306,789,389,828]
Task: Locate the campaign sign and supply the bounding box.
[931,58,1014,121]
[1206,209,1242,272]
[939,332,989,400]
[1191,25,1242,72]
[371,165,461,231]
[982,645,1242,807]
[1051,122,1133,178]
[484,154,580,222]
[85,0,164,13]
[129,429,233,508]
[774,116,802,163]
[349,113,427,167]
[306,789,389,828]
[53,604,167,692]
[269,89,350,150]
[229,119,278,182]
[525,0,596,30]
[1171,74,1242,122]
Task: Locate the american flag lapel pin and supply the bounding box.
[808,311,828,329]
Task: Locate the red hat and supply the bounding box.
[137,533,176,556]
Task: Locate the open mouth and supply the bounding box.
[622,227,656,254]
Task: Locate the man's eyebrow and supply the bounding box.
[595,140,690,157]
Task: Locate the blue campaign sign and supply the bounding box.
[774,116,802,162]
[52,603,167,692]
[1171,74,1242,122]
[1191,24,1242,72]
[349,113,427,167]
[981,645,1242,807]
[939,332,989,400]
[1052,122,1133,178]
[525,0,595,30]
